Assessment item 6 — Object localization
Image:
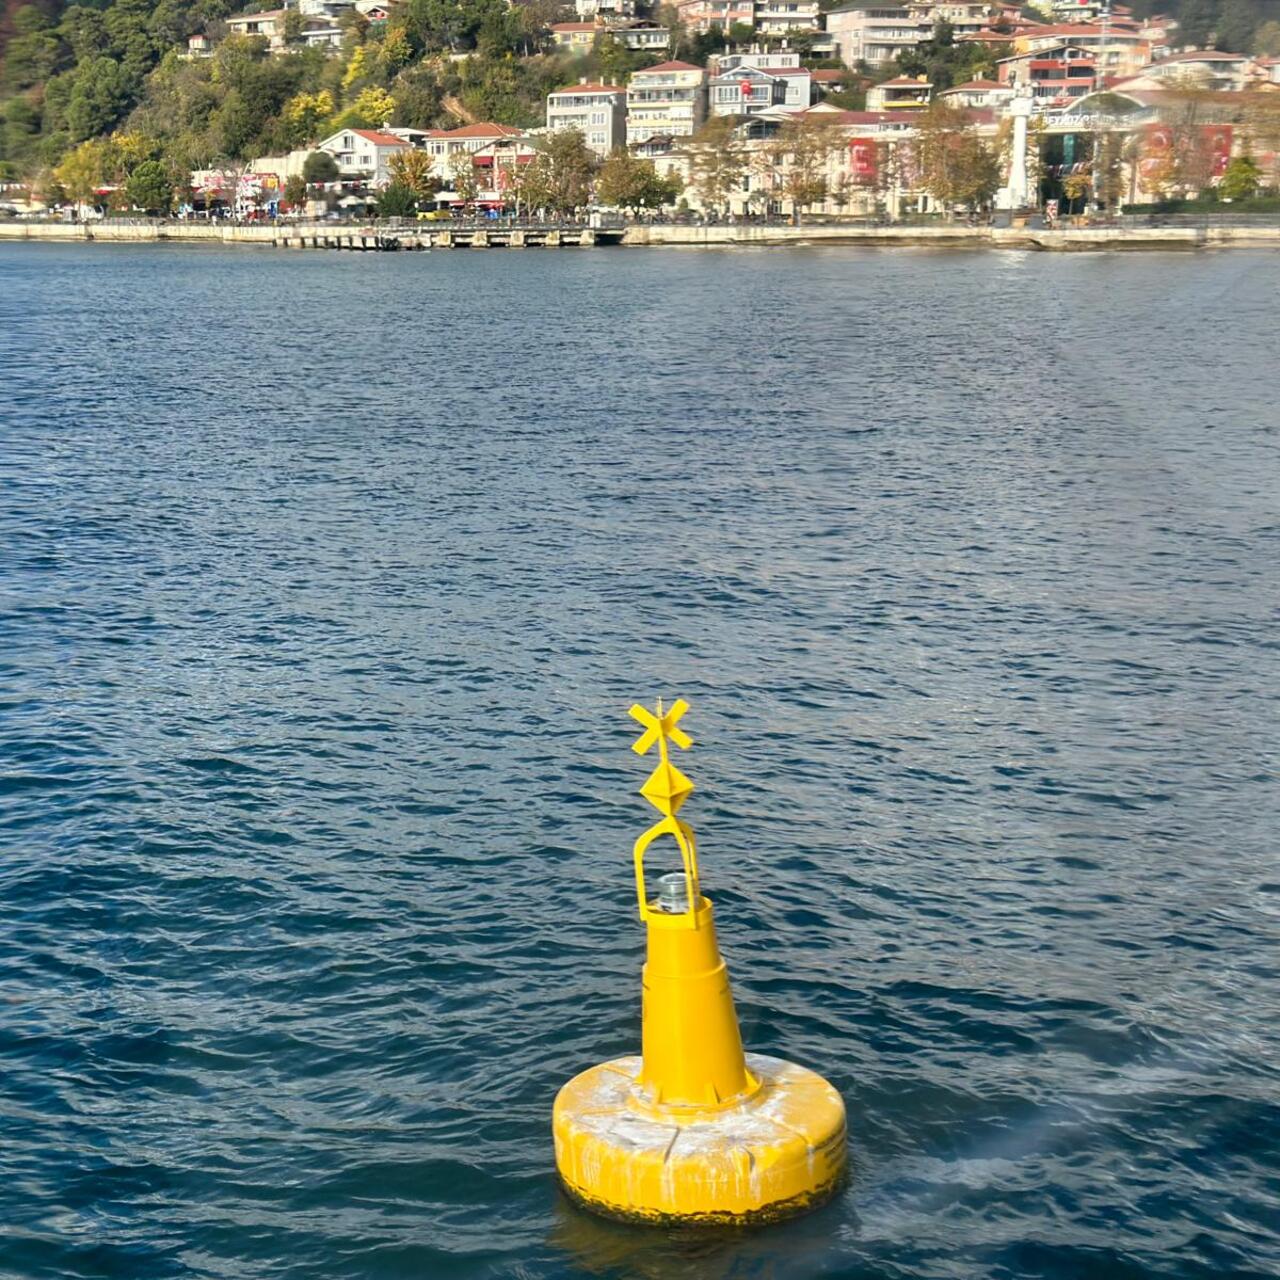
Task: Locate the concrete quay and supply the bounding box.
[2,218,1278,252]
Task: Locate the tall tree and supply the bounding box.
[770,115,845,225]
[912,99,1000,213]
[595,147,679,214]
[688,114,747,215]
[125,158,173,212]
[389,146,440,200]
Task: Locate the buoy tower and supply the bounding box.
[553,698,847,1224]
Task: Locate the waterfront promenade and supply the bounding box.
[3,218,1280,252]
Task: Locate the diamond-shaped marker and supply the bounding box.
[640,759,694,816]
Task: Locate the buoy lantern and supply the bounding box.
[553,698,847,1225]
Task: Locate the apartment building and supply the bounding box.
[546,82,628,155]
[626,61,708,145]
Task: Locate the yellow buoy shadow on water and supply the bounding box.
[553,698,847,1226]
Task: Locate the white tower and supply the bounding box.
[997,94,1034,210]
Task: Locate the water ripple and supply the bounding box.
[1,244,1277,1280]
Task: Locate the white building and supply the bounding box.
[225,9,288,48]
[708,63,814,116]
[938,78,1014,109]
[317,128,411,188]
[754,0,820,35]
[546,82,628,156]
[626,61,708,146]
[574,0,636,17]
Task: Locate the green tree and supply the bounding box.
[350,85,396,125]
[376,180,419,214]
[1177,0,1217,48]
[1254,19,1280,53]
[1219,152,1261,199]
[66,57,133,143]
[389,147,440,199]
[284,89,336,143]
[125,158,173,212]
[1,6,63,94]
[303,150,340,183]
[533,127,596,215]
[284,172,307,207]
[55,137,116,204]
[1215,0,1260,53]
[595,148,679,213]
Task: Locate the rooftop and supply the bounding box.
[550,82,625,94]
[351,129,408,146]
[634,60,704,73]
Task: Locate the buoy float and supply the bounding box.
[553,698,847,1225]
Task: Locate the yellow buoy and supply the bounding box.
[553,698,847,1225]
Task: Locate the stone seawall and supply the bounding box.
[2,219,1278,251]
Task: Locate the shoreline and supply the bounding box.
[2,219,1278,252]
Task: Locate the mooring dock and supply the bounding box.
[277,225,627,250]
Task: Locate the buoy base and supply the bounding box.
[553,1053,846,1226]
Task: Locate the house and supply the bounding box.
[938,78,1014,109]
[574,0,636,17]
[824,2,926,68]
[225,9,288,48]
[1257,56,1280,86]
[997,43,1097,103]
[612,22,671,52]
[1144,50,1252,92]
[396,123,527,181]
[1050,0,1105,19]
[755,0,820,35]
[183,32,214,57]
[550,21,598,51]
[708,64,815,116]
[546,81,628,155]
[301,21,344,48]
[299,0,354,15]
[468,137,541,205]
[825,0,991,68]
[317,127,411,188]
[626,61,708,145]
[673,0,755,35]
[811,68,848,97]
[1019,24,1151,78]
[866,75,932,110]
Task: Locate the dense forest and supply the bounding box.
[0,0,1278,186]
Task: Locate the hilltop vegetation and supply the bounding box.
[0,0,689,183]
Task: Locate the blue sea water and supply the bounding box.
[1,242,1278,1280]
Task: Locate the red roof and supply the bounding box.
[551,82,624,94]
[432,123,524,139]
[812,68,844,81]
[878,77,932,87]
[636,60,702,73]
[353,129,408,146]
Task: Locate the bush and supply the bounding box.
[376,181,418,217]
[302,150,339,184]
